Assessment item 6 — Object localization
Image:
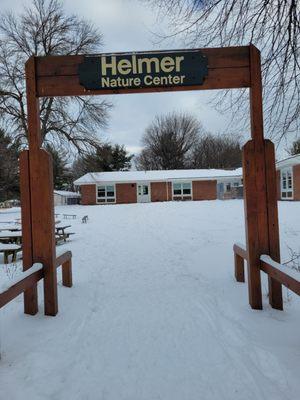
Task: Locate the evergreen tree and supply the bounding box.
[72,144,133,179]
[0,129,19,201]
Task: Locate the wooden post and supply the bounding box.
[264,140,283,309]
[234,253,245,283]
[25,57,58,316]
[20,150,38,315]
[62,259,73,288]
[244,45,282,310]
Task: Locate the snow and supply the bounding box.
[54,190,81,197]
[260,255,300,281]
[74,168,243,185]
[0,263,43,294]
[0,200,300,400]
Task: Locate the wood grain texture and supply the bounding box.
[35,46,251,97]
[19,150,38,315]
[36,46,250,77]
[234,253,245,283]
[243,140,263,309]
[0,252,72,309]
[260,259,300,296]
[264,140,283,309]
[29,149,58,316]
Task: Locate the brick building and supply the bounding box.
[73,154,300,205]
[74,169,243,205]
[276,154,300,201]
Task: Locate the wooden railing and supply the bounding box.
[0,251,72,309]
[233,243,300,309]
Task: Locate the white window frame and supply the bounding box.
[280,167,293,200]
[96,184,116,204]
[172,181,193,200]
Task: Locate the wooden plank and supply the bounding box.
[260,258,300,296]
[29,149,58,316]
[234,253,245,283]
[36,46,250,77]
[249,45,264,143]
[19,150,38,315]
[242,45,274,310]
[26,56,58,316]
[55,250,72,268]
[62,259,72,288]
[25,57,42,150]
[243,141,263,309]
[0,256,72,309]
[264,140,283,309]
[0,268,43,309]
[36,66,250,97]
[233,243,248,260]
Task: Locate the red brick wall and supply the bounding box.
[151,182,168,202]
[192,180,217,200]
[116,183,137,204]
[81,184,96,205]
[293,165,300,200]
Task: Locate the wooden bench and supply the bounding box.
[63,214,76,220]
[0,244,22,264]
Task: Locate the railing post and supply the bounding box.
[62,259,73,288]
[234,253,245,282]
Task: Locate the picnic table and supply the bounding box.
[63,214,76,220]
[0,243,22,264]
[55,224,71,235]
[0,231,23,245]
[55,224,75,244]
[0,225,21,232]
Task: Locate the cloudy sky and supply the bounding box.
[1,0,268,156]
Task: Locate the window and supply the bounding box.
[226,183,231,192]
[172,182,192,200]
[97,185,116,203]
[281,168,293,199]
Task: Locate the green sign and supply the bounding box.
[78,51,208,90]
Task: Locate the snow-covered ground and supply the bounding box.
[1,200,300,400]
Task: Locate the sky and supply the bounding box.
[1,0,237,155]
[1,0,287,158]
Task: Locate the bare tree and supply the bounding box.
[288,138,300,155]
[135,112,203,170]
[191,133,242,169]
[0,0,112,152]
[146,0,300,140]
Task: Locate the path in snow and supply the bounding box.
[1,200,300,400]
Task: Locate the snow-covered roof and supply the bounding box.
[74,168,243,185]
[276,154,300,169]
[54,190,81,198]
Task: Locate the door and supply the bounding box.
[137,183,150,203]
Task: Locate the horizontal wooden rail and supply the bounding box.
[56,250,72,288]
[0,251,72,309]
[233,243,300,308]
[233,243,248,260]
[233,243,247,283]
[260,255,300,296]
[0,264,43,309]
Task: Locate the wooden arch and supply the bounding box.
[21,44,282,316]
